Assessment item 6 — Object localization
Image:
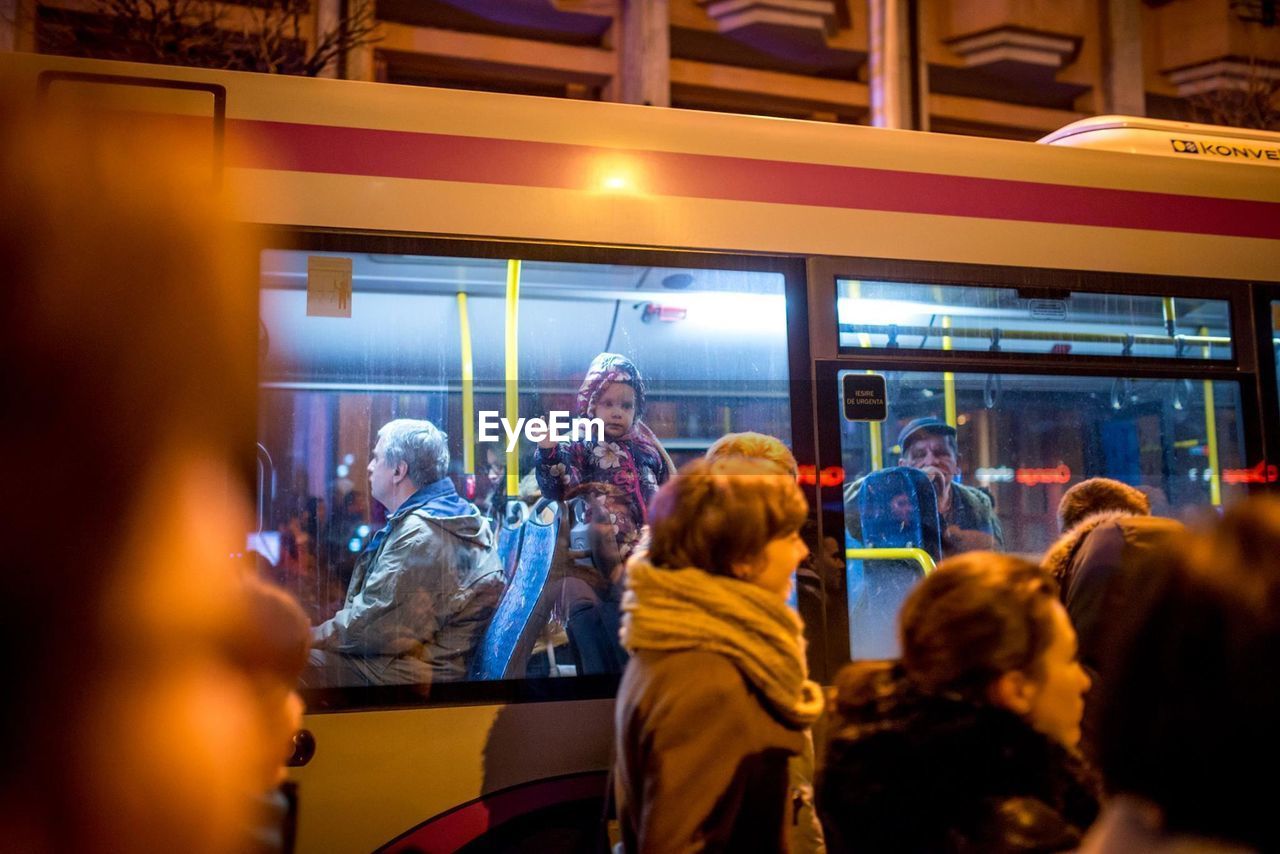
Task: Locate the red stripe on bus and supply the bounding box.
[378,771,607,852]
[227,119,1280,241]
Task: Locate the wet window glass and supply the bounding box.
[254,249,791,691]
[836,279,1232,360]
[837,368,1248,659]
[1274,301,1280,413]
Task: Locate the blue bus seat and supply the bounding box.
[848,466,943,659]
[495,499,529,582]
[857,466,942,560]
[469,499,561,681]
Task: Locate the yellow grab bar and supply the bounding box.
[1201,325,1221,506]
[457,293,475,475]
[845,547,937,576]
[942,316,956,428]
[505,260,522,497]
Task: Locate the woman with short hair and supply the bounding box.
[614,456,823,853]
[818,553,1099,853]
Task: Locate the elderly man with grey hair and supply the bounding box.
[307,419,505,687]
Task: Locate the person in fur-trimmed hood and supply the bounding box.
[1040,478,1183,761]
[818,554,1099,854]
[614,457,823,853]
[1042,478,1152,590]
[1040,479,1182,678]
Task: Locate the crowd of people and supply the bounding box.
[9,78,1280,854]
[623,454,1280,854]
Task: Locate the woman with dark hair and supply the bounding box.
[614,456,823,853]
[1081,497,1280,853]
[818,553,1099,853]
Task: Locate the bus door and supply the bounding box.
[1252,284,1280,480]
[810,261,1264,667]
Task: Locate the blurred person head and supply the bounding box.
[897,417,960,510]
[1095,497,1280,849]
[368,419,450,511]
[1057,477,1149,532]
[237,575,311,788]
[646,457,808,597]
[705,431,799,477]
[0,88,277,853]
[899,553,1091,748]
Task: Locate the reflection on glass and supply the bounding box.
[836,279,1232,360]
[1274,300,1280,416]
[254,250,791,689]
[838,369,1248,659]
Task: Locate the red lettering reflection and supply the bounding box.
[1223,461,1280,484]
[1015,465,1071,485]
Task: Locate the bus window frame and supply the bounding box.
[808,255,1254,373]
[251,227,816,712]
[807,257,1270,675]
[812,356,1266,673]
[1250,283,1280,471]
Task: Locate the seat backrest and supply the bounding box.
[469,499,561,681]
[495,499,529,581]
[848,467,943,659]
[857,466,942,563]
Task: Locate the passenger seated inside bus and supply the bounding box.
[844,416,1003,558]
[305,419,506,688]
[472,445,506,520]
[536,352,674,674]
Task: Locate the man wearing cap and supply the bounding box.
[844,417,1003,557]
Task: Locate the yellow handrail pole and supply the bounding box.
[1162,296,1177,337]
[848,281,884,470]
[942,315,957,428]
[1201,325,1221,506]
[456,293,475,475]
[868,413,884,471]
[505,260,522,498]
[845,547,937,576]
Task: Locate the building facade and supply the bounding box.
[4,0,1279,138]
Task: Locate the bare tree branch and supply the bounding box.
[1188,56,1280,131]
[51,0,382,78]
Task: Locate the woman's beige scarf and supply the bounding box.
[621,557,824,728]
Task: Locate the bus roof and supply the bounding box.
[1040,115,1280,166]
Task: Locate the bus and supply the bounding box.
[4,51,1278,853]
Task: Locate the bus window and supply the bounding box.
[836,279,1232,361]
[838,368,1249,659]
[1274,301,1280,421]
[254,247,791,696]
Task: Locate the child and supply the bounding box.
[536,352,674,572]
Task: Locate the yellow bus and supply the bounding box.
[5,51,1278,853]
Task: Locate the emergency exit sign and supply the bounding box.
[843,373,887,421]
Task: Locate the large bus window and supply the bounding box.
[837,279,1232,360]
[838,369,1248,659]
[1274,301,1280,412]
[254,248,791,694]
